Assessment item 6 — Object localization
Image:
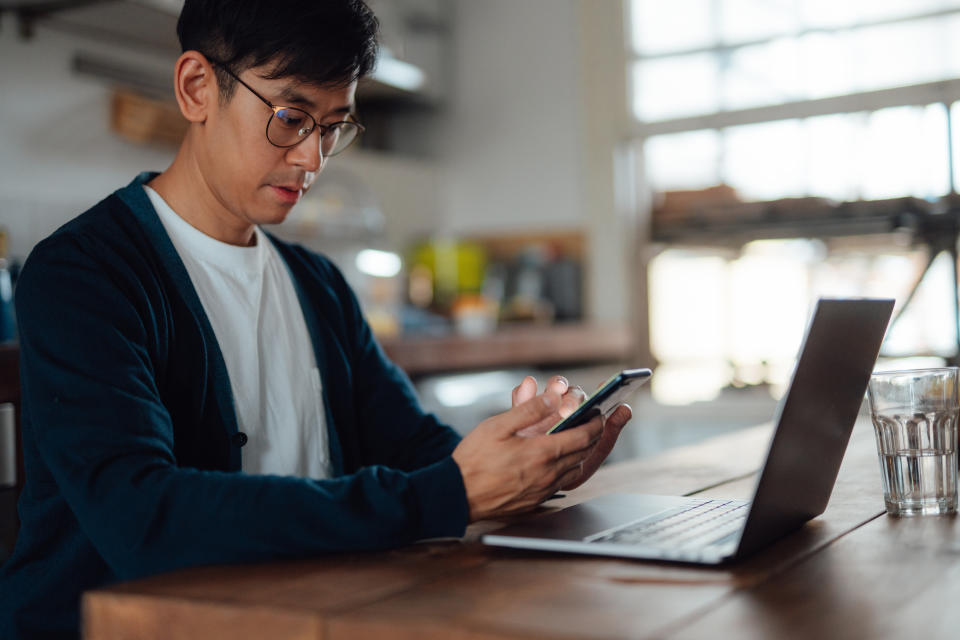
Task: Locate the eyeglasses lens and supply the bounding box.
[268,109,360,156]
[324,124,359,156]
[268,108,311,146]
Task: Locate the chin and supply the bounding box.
[250,198,295,226]
[258,210,292,227]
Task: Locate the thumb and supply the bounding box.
[490,391,561,437]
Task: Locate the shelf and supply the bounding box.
[379,323,635,377]
[651,195,936,247]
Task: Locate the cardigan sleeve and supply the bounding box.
[317,256,468,472]
[15,233,468,581]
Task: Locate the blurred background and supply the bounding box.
[2,0,960,500]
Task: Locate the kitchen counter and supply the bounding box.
[379,323,635,376]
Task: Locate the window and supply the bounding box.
[630,1,960,404]
[648,239,955,405]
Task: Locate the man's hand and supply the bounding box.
[512,375,586,436]
[451,391,603,522]
[511,375,633,491]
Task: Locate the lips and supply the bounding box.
[269,184,303,204]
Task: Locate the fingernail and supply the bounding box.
[557,376,569,389]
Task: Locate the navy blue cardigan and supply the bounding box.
[0,174,469,639]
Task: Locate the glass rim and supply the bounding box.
[871,366,959,378]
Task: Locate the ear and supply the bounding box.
[173,51,217,123]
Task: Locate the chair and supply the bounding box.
[0,344,21,561]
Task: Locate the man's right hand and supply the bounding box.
[451,391,603,522]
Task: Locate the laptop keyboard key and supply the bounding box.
[588,499,749,549]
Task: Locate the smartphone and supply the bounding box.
[547,368,652,434]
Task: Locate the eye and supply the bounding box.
[274,108,310,133]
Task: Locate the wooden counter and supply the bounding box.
[379,323,635,376]
[84,418,958,639]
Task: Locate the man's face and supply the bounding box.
[198,64,358,229]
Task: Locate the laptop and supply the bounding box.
[482,298,895,565]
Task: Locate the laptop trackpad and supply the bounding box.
[492,494,701,541]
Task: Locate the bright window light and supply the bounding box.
[722,119,806,200]
[720,0,798,45]
[631,0,714,55]
[953,101,960,191]
[859,104,949,200]
[723,38,802,110]
[804,113,863,201]
[434,371,520,408]
[633,55,720,122]
[355,249,402,278]
[372,56,426,92]
[643,129,721,191]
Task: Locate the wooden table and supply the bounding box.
[83,419,960,639]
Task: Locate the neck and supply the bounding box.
[148,133,257,247]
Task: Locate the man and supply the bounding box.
[0,1,632,638]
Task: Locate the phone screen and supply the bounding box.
[547,368,651,434]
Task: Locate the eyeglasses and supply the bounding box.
[210,60,364,156]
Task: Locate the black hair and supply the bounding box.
[177,0,379,100]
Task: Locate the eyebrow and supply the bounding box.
[277,86,315,108]
[276,87,355,118]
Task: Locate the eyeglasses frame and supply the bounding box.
[206,57,365,155]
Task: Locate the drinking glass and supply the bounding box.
[867,368,958,516]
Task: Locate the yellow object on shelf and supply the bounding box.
[408,240,487,311]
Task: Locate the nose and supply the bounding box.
[285,129,325,174]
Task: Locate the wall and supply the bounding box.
[435,0,583,233]
[433,0,634,322]
[0,20,176,262]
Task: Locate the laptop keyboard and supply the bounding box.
[586,499,750,549]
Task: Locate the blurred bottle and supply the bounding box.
[544,249,582,322]
[502,245,554,324]
[0,229,16,343]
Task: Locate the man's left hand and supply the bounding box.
[510,375,633,490]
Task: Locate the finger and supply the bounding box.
[562,408,632,490]
[514,391,599,438]
[552,465,584,495]
[545,418,604,458]
[606,403,633,430]
[552,443,594,472]
[558,385,587,419]
[517,401,583,438]
[512,376,539,407]
[544,450,591,497]
[515,422,550,438]
[491,391,562,436]
[544,375,569,398]
[569,385,587,401]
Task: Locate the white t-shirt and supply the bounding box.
[145,186,331,479]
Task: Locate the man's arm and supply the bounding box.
[16,235,468,580]
[318,256,464,471]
